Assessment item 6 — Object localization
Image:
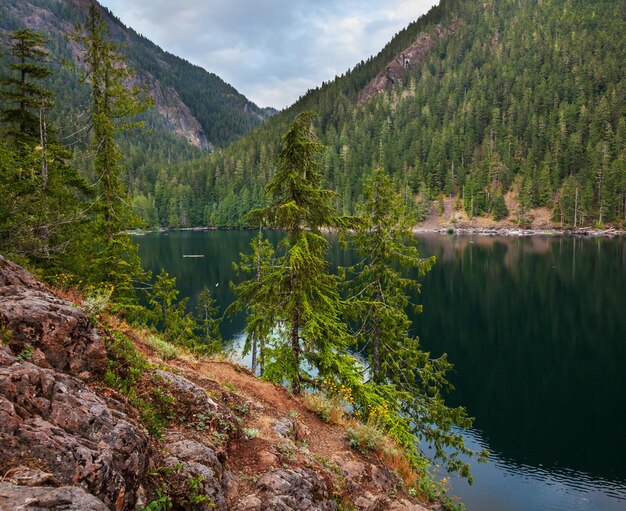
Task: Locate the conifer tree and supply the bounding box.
[0,29,52,151]
[146,270,196,347]
[0,29,86,262]
[73,6,151,299]
[246,111,357,395]
[196,287,222,353]
[229,230,276,375]
[346,167,481,478]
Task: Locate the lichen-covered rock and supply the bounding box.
[273,418,294,438]
[0,256,45,289]
[1,466,59,487]
[163,438,227,511]
[388,500,431,511]
[155,370,218,411]
[0,347,148,510]
[236,468,338,511]
[354,492,385,511]
[0,256,106,378]
[0,482,109,510]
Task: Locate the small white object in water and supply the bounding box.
[182,254,205,258]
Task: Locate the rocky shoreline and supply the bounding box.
[413,226,626,238]
[130,225,626,238]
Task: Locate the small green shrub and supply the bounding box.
[146,335,180,360]
[303,391,346,424]
[243,427,259,439]
[83,286,113,316]
[16,343,33,361]
[104,332,175,436]
[346,422,384,453]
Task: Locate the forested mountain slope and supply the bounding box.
[0,0,274,152]
[150,0,624,228]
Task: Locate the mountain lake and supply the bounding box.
[136,230,626,511]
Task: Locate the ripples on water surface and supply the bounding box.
[137,231,626,511]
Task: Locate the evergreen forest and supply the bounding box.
[133,0,625,229]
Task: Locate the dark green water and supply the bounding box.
[136,231,626,511]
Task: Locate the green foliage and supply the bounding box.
[146,334,181,361]
[228,230,276,374]
[0,29,88,264]
[146,270,198,349]
[491,193,509,221]
[71,6,152,300]
[195,287,222,353]
[0,29,52,148]
[343,167,483,478]
[83,286,114,317]
[238,112,360,395]
[121,0,624,229]
[346,422,385,454]
[104,331,175,436]
[146,465,216,510]
[15,343,34,361]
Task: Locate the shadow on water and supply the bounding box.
[136,231,626,511]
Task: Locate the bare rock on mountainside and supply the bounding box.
[0,256,106,379]
[358,20,464,105]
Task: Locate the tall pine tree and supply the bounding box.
[0,29,86,263]
[246,111,357,395]
[73,6,151,300]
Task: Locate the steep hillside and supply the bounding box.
[0,0,275,150]
[146,0,624,229]
[0,256,440,511]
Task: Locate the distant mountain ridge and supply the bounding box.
[0,0,276,149]
[143,0,623,229]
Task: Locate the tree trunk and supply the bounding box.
[39,98,48,191]
[373,315,381,382]
[290,309,301,395]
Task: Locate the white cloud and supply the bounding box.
[99,0,439,109]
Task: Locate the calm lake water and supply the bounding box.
[136,230,626,511]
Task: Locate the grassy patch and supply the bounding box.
[146,334,181,360]
[303,392,346,424]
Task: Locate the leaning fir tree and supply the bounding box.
[346,167,485,479]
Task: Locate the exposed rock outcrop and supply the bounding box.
[162,438,228,511]
[0,347,148,510]
[0,256,436,510]
[0,482,109,511]
[235,468,338,511]
[358,20,464,105]
[0,256,106,379]
[156,369,219,411]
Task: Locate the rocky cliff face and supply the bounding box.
[358,20,464,105]
[0,256,434,511]
[0,0,273,150]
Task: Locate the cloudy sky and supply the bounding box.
[98,0,438,109]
